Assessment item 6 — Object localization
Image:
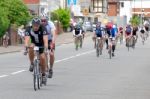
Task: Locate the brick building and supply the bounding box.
[23,0,40,15]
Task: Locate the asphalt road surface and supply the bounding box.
[0,35,150,99]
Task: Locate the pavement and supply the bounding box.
[0,32,93,54]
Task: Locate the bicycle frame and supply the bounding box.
[96,37,103,57]
[74,34,83,50]
[108,38,115,59]
[33,46,42,91]
[140,33,145,45]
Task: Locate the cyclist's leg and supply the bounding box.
[79,35,83,48]
[105,34,109,49]
[28,45,34,72]
[48,40,55,78]
[112,39,116,56]
[39,53,47,74]
[39,49,47,83]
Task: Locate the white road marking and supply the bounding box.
[0,75,9,78]
[1,50,95,78]
[11,70,26,75]
[55,50,95,63]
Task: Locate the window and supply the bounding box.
[121,2,124,8]
[93,0,103,13]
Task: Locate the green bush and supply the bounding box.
[0,0,31,37]
[51,8,71,30]
[0,8,10,37]
[130,15,140,26]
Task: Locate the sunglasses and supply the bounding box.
[41,20,47,22]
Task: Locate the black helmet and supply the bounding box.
[32,17,41,25]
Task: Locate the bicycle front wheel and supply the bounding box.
[33,60,40,91]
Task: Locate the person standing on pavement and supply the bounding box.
[40,16,56,78]
[3,32,9,48]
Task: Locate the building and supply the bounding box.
[23,0,61,16]
[23,0,40,15]
[119,0,150,24]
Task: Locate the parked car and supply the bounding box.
[83,21,93,32]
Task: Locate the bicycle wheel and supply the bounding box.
[128,44,130,51]
[109,48,112,59]
[99,40,103,55]
[96,40,100,57]
[37,64,41,89]
[127,39,130,51]
[33,60,38,91]
[80,36,83,48]
[75,37,79,50]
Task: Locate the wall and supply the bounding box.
[120,1,132,23]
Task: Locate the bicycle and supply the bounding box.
[126,35,133,51]
[141,33,145,45]
[74,34,83,50]
[108,37,115,59]
[96,37,103,57]
[131,35,137,49]
[119,32,123,44]
[33,46,47,91]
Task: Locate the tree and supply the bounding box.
[130,15,140,26]
[8,0,31,26]
[51,8,71,31]
[0,0,31,37]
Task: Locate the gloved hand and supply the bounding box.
[24,46,28,55]
[50,42,55,50]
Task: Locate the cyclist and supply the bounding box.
[125,24,132,46]
[110,24,117,56]
[73,23,82,49]
[132,26,138,43]
[118,26,124,44]
[40,16,56,78]
[140,26,146,41]
[144,24,149,38]
[24,17,48,84]
[93,22,104,53]
[105,22,113,49]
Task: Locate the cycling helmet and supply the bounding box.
[32,17,41,25]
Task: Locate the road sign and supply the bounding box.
[83,8,89,16]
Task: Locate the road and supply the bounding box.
[0,35,150,99]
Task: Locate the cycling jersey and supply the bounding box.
[46,21,56,41]
[95,27,103,37]
[111,27,116,38]
[132,27,138,35]
[25,25,48,47]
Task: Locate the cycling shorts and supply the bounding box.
[96,34,102,38]
[126,32,131,36]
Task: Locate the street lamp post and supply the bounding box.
[142,9,144,25]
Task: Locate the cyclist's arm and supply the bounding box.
[42,27,48,49]
[72,30,75,36]
[79,30,82,35]
[50,21,57,43]
[24,27,31,47]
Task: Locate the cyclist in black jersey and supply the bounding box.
[24,17,48,83]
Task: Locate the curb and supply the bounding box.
[0,50,22,55]
[0,33,92,55]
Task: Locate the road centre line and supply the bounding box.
[11,70,26,75]
[0,50,95,78]
[55,50,95,63]
[0,75,9,78]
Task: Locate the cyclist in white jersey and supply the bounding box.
[41,16,56,78]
